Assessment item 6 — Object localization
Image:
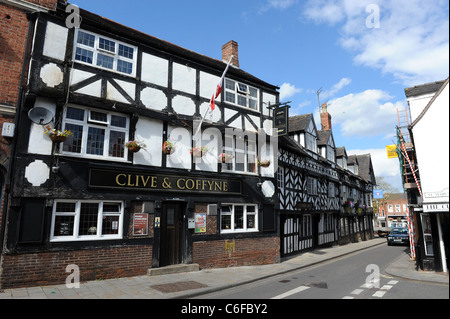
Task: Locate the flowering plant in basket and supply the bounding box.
[44,128,73,142]
[126,141,146,152]
[190,145,209,157]
[257,159,271,167]
[218,153,234,163]
[163,140,175,154]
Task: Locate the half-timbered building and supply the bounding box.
[278,105,375,257]
[0,2,280,288]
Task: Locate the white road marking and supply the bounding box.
[351,289,364,295]
[388,280,399,285]
[380,284,393,290]
[271,286,310,299]
[372,290,387,298]
[342,296,354,299]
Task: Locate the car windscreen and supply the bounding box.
[391,229,408,234]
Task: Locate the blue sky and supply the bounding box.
[71,0,449,191]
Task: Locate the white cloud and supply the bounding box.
[280,82,303,100]
[259,0,299,13]
[317,89,401,138]
[298,100,312,108]
[348,148,403,191]
[302,0,449,86]
[321,77,352,99]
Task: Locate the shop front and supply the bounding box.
[1,158,278,288]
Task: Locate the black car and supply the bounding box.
[387,227,410,246]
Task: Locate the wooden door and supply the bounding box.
[160,202,184,266]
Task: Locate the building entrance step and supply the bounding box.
[147,264,200,276]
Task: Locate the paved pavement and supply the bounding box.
[0,238,447,299]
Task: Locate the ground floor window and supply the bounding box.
[220,204,258,233]
[51,200,124,242]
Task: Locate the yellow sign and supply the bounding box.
[386,145,398,159]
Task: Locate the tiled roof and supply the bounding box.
[404,79,446,98]
[289,114,312,132]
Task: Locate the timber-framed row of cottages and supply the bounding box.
[0,1,375,288]
[279,109,375,257]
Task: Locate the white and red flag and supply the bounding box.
[195,55,234,137]
[209,55,233,114]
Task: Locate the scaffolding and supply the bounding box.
[395,105,420,260]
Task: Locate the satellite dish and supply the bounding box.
[28,107,54,125]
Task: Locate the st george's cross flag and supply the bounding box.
[208,55,234,116]
[194,55,234,137]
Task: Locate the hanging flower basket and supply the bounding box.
[163,141,175,155]
[258,159,271,168]
[343,201,353,214]
[355,202,362,214]
[190,146,209,157]
[218,153,234,163]
[126,141,146,153]
[44,129,73,143]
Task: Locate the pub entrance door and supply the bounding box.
[160,202,184,266]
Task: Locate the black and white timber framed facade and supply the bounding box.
[278,111,375,257]
[0,3,281,288]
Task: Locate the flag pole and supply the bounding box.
[194,55,234,139]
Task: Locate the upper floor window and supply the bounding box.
[222,136,257,174]
[224,79,259,111]
[327,146,335,162]
[61,105,129,161]
[74,30,137,76]
[307,177,318,195]
[305,132,317,153]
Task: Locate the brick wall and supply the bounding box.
[0,246,153,289]
[20,0,63,10]
[193,236,280,269]
[0,3,29,107]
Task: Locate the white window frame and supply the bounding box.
[61,105,130,162]
[220,204,259,233]
[222,136,257,175]
[50,200,124,242]
[74,29,138,77]
[224,79,259,111]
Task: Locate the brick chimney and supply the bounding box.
[222,40,239,68]
[320,103,332,130]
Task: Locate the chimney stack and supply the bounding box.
[222,40,239,68]
[320,103,332,130]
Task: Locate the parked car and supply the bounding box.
[387,227,410,246]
